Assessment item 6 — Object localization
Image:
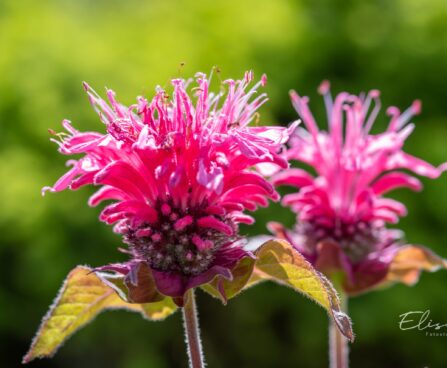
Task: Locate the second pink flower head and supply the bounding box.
[272,81,447,293]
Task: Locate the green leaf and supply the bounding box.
[250,239,354,341]
[23,266,177,363]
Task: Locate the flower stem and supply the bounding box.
[329,291,349,368]
[182,289,205,368]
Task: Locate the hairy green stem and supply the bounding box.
[329,292,349,368]
[182,289,205,368]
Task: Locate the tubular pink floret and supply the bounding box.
[192,235,213,251]
[318,80,330,95]
[261,74,268,87]
[197,216,233,236]
[174,216,194,231]
[161,203,171,216]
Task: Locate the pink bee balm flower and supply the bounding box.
[271,81,447,294]
[44,71,296,305]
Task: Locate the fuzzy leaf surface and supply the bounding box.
[23,266,177,363]
[249,239,354,341]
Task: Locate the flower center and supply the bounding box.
[122,200,235,276]
[298,219,384,263]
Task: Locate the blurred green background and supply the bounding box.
[1,0,447,367]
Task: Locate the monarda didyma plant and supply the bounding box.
[270,81,447,368]
[23,72,353,367]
